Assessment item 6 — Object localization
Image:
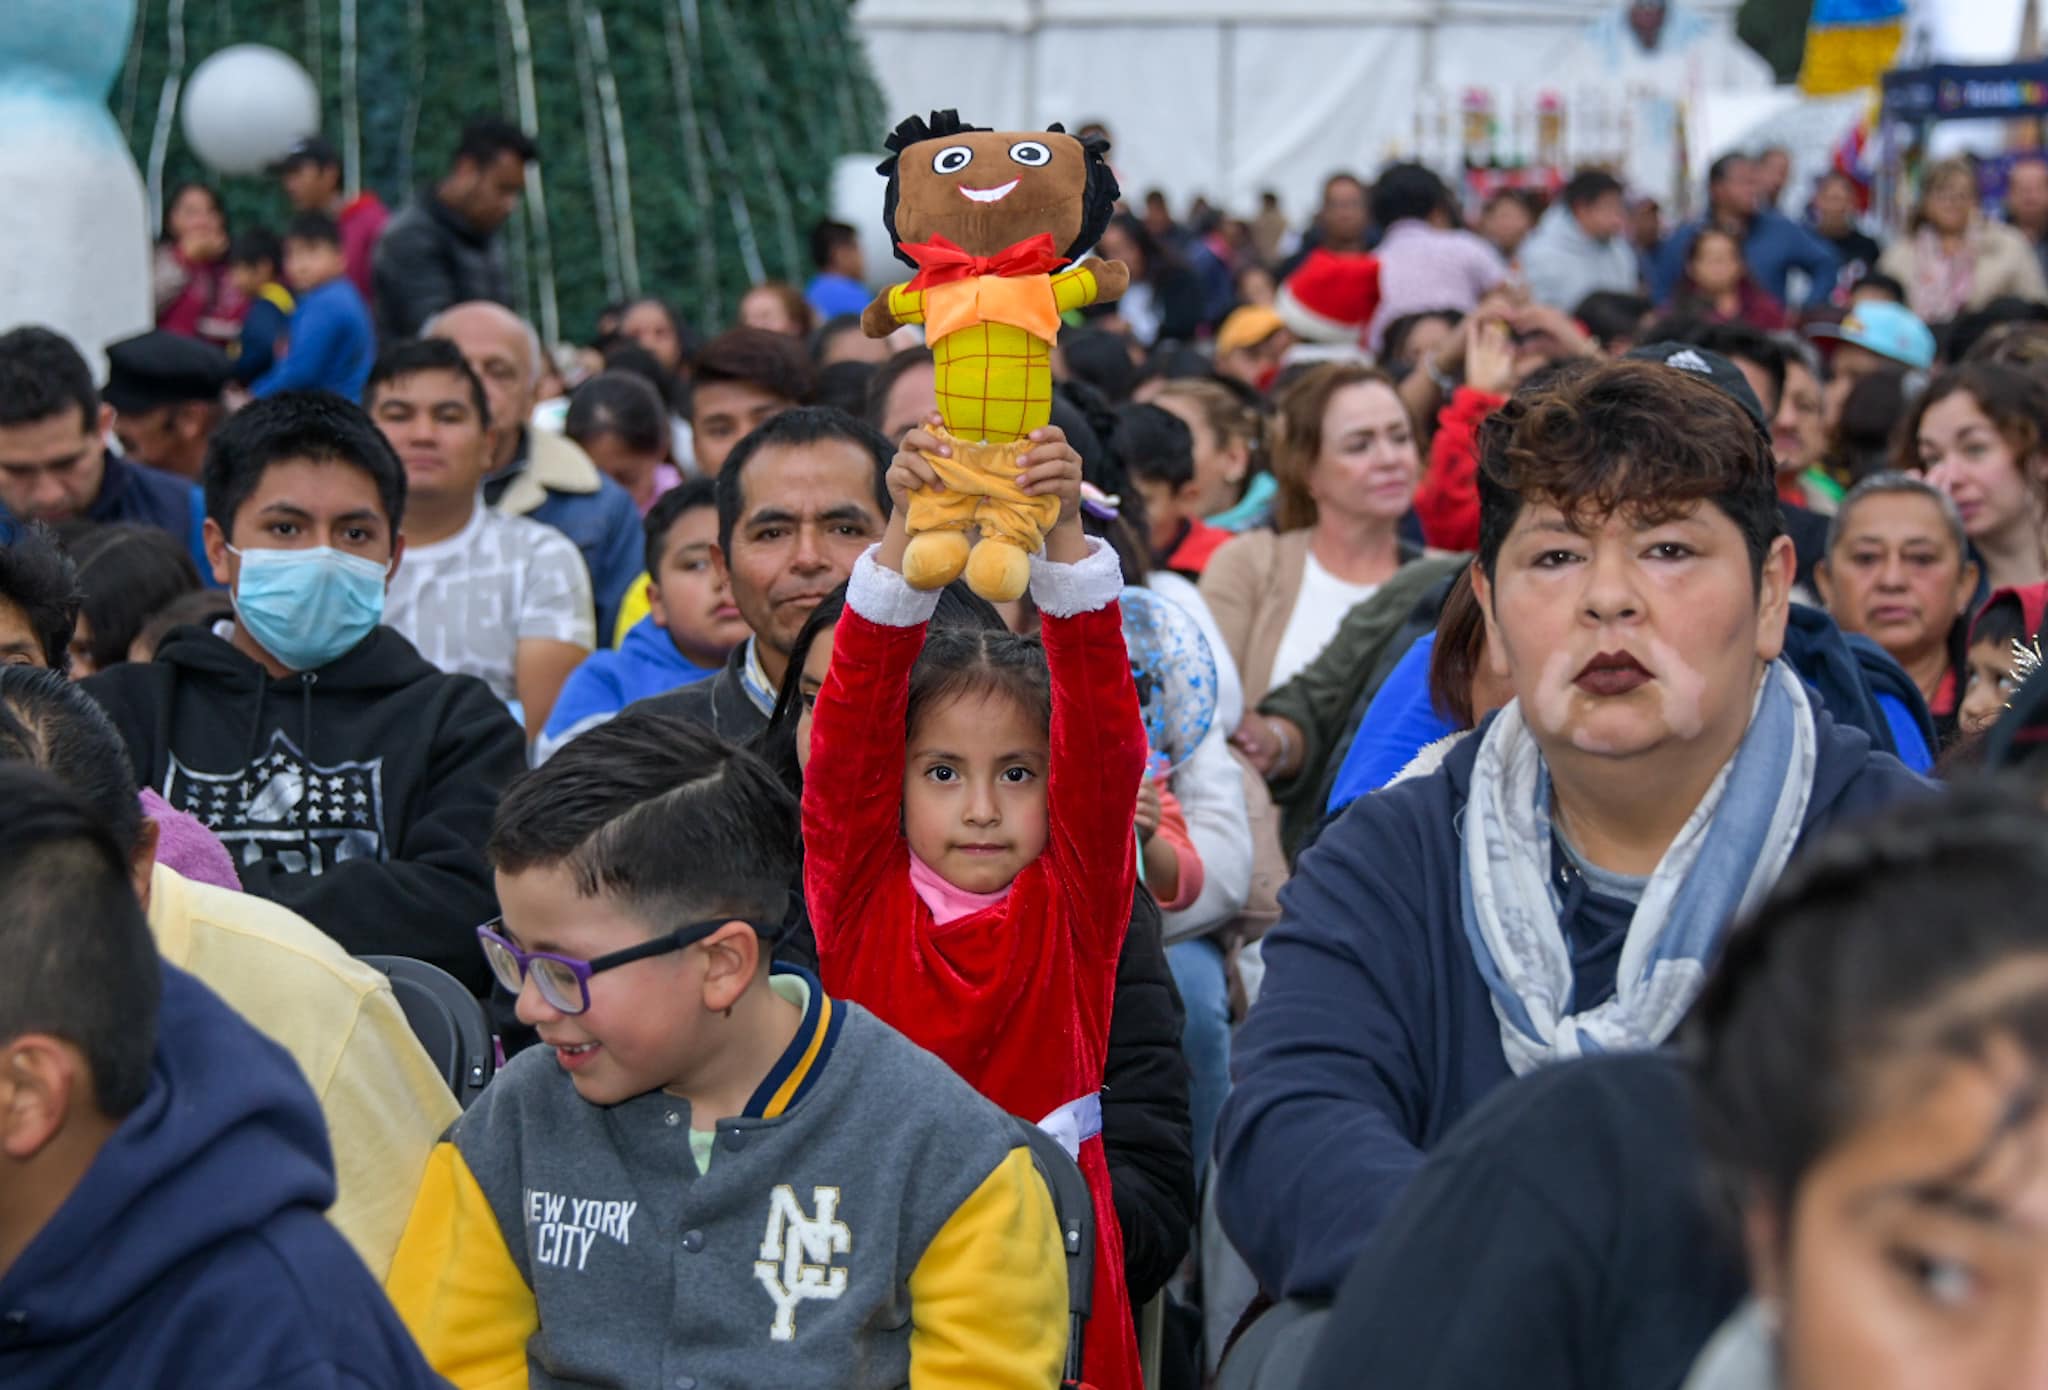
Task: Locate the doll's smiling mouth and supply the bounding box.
[959,179,1021,204]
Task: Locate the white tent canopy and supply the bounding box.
[853,0,1764,220]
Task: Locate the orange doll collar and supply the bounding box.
[901,233,1066,292]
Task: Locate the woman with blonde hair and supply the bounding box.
[1878,159,2048,323]
[1199,362,1422,718]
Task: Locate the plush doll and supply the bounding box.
[864,110,1128,601]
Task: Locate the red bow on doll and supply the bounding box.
[900,233,1066,292]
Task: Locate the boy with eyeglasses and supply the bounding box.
[384,710,1068,1389]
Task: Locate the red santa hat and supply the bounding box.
[1275,250,1382,345]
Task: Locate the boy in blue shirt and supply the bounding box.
[252,213,376,402]
[536,477,749,759]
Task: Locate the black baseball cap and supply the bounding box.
[1622,340,1769,433]
[267,135,340,175]
[102,331,231,413]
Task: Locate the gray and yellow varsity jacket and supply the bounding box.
[385,967,1068,1388]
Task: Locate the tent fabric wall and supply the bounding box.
[854,0,1751,219]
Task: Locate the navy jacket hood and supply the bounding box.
[0,966,443,1389]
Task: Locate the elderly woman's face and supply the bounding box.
[1474,496,1793,764]
[1924,173,1978,237]
[1757,1035,2048,1390]
[1817,490,1976,681]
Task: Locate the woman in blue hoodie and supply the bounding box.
[1215,359,1932,1300]
[537,478,748,760]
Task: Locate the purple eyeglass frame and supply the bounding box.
[476,919,747,1015]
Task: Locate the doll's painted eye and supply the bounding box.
[932,145,974,175]
[1009,141,1052,167]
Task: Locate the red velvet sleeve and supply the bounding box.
[1040,601,1148,961]
[1413,385,1506,553]
[800,608,921,960]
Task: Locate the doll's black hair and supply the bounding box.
[876,109,1121,268]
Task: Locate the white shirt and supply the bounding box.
[1268,551,1380,692]
[384,500,596,704]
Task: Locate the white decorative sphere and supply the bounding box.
[180,45,320,176]
[830,152,901,288]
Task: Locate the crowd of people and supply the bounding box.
[7,104,2048,1390]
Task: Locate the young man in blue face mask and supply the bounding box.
[80,391,527,993]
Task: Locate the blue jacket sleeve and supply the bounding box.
[1648,223,1698,304]
[1327,634,1453,813]
[587,488,644,649]
[1215,792,1442,1297]
[252,292,344,397]
[1790,223,1842,306]
[234,300,289,385]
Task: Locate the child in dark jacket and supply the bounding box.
[252,212,376,401]
[0,767,440,1390]
[803,421,1149,1390]
[225,228,295,387]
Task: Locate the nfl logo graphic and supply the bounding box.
[166,729,387,875]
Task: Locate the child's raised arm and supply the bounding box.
[800,429,948,955]
[1021,428,1149,961]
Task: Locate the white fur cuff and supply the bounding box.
[846,545,941,628]
[1029,535,1124,619]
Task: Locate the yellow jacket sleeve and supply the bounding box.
[887,282,927,326]
[385,1142,538,1390]
[906,1144,1067,1388]
[1051,265,1101,314]
[612,572,653,648]
[320,986,463,1281]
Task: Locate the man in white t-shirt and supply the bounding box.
[366,339,594,739]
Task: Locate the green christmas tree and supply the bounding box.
[119,0,887,344]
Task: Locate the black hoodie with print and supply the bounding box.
[84,623,525,993]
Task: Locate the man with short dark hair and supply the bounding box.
[0,764,445,1389]
[82,392,526,992]
[428,301,643,644]
[1650,153,1839,306]
[269,134,390,301]
[0,524,79,669]
[805,218,869,321]
[687,327,817,477]
[0,327,206,572]
[1217,359,1927,1298]
[374,115,537,338]
[101,330,230,483]
[631,406,888,741]
[367,338,594,739]
[1519,169,1640,311]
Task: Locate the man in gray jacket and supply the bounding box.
[374,117,535,339]
[1519,170,1641,312]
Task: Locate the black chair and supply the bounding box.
[1017,1118,1095,1386]
[361,955,495,1108]
[1215,1299,1331,1390]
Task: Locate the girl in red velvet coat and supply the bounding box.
[802,418,1148,1390]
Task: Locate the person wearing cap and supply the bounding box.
[271,135,389,303]
[1807,300,1935,434]
[1519,169,1640,313]
[103,330,229,484]
[1215,358,1929,1301]
[1273,248,1381,363]
[1212,304,1290,391]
